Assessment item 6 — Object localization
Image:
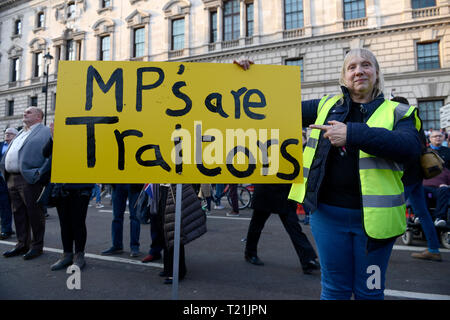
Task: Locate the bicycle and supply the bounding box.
[214,184,253,210]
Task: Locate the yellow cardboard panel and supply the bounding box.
[52,61,303,183]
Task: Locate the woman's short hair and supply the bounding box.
[339,48,384,100]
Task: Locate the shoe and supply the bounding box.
[164,277,173,285]
[3,246,29,258]
[0,232,14,240]
[73,252,86,269]
[214,205,224,210]
[130,250,142,258]
[414,217,420,224]
[245,254,264,266]
[226,212,240,217]
[411,249,442,261]
[51,253,74,271]
[142,253,161,263]
[434,219,446,227]
[23,249,43,260]
[163,276,185,284]
[96,203,104,209]
[302,259,320,275]
[101,247,123,255]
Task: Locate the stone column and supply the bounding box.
[304,0,312,36]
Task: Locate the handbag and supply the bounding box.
[420,148,444,179]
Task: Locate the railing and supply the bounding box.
[412,6,440,18]
[343,17,368,29]
[168,49,184,58]
[283,28,304,39]
[222,39,239,49]
[208,43,216,51]
[245,36,253,45]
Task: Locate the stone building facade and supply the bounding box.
[0,0,449,131]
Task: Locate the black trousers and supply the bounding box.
[7,173,45,251]
[55,193,89,253]
[245,208,317,267]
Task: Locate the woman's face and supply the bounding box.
[344,55,378,100]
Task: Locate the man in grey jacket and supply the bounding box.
[1,107,51,260]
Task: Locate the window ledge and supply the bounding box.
[169,49,185,58]
[412,6,440,18]
[283,28,304,39]
[33,27,45,33]
[97,6,112,14]
[343,17,367,29]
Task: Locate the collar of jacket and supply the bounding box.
[339,86,386,120]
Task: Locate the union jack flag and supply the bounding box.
[144,183,153,199]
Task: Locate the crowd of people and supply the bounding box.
[0,48,448,300]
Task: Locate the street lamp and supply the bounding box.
[43,52,53,125]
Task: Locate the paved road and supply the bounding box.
[0,198,449,302]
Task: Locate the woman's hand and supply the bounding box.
[233,59,254,70]
[309,120,347,147]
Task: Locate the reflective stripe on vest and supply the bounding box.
[289,98,419,240]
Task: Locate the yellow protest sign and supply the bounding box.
[51,61,303,183]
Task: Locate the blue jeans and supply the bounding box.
[91,184,101,203]
[0,177,13,234]
[111,184,140,251]
[404,183,440,253]
[214,184,225,205]
[310,203,394,300]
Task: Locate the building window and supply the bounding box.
[10,58,19,82]
[285,0,304,30]
[52,93,57,111]
[343,0,366,20]
[14,19,22,35]
[102,0,111,8]
[286,58,304,81]
[66,40,76,60]
[210,11,217,43]
[246,2,254,37]
[171,18,185,50]
[412,0,436,9]
[31,96,38,107]
[33,52,43,77]
[67,2,76,18]
[133,27,145,57]
[419,100,443,130]
[7,100,14,116]
[223,0,240,41]
[37,12,45,28]
[417,42,440,70]
[100,35,110,61]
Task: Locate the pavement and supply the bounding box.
[0,197,449,305]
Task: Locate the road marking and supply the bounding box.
[1,241,448,299]
[99,209,130,214]
[393,245,450,253]
[207,216,251,221]
[0,240,163,269]
[384,289,450,300]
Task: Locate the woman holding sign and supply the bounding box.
[238,48,421,299]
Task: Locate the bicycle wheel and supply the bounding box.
[227,186,252,210]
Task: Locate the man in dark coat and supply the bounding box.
[0,127,18,239]
[244,184,320,274]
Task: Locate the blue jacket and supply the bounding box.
[301,87,421,213]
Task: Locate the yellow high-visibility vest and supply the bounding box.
[289,94,420,240]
